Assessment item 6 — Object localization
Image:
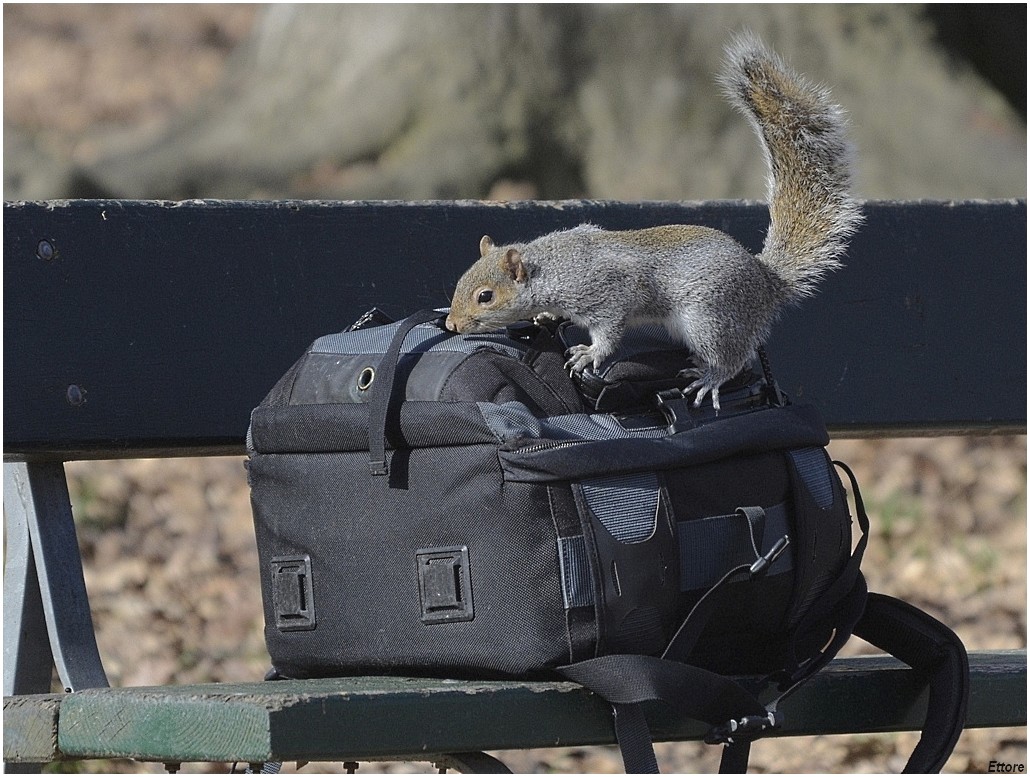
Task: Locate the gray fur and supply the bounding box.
[447,34,860,411]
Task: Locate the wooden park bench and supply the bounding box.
[4,199,1026,772]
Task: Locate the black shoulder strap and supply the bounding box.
[781,461,871,686]
[853,593,969,773]
[557,655,769,774]
[367,309,444,476]
[560,604,967,775]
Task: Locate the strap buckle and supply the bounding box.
[654,388,699,433]
[704,710,782,745]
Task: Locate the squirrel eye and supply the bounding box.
[477,289,494,305]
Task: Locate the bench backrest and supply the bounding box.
[4,199,1025,460]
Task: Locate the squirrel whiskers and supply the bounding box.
[445,33,862,411]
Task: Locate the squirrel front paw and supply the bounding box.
[565,344,598,375]
[533,312,563,327]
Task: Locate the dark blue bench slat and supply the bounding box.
[4,199,1025,459]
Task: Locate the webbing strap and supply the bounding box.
[675,503,792,592]
[718,741,751,774]
[558,654,766,721]
[612,703,660,773]
[783,461,871,685]
[853,593,969,773]
[367,309,444,476]
[557,654,766,773]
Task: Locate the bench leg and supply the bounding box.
[3,461,109,693]
[3,483,54,698]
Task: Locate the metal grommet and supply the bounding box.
[357,366,375,392]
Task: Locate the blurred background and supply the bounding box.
[4,4,1026,773]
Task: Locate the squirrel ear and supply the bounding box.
[479,235,494,257]
[501,248,528,284]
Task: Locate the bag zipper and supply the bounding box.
[505,439,591,455]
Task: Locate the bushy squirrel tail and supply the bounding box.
[719,32,863,300]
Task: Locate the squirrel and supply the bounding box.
[444,33,863,411]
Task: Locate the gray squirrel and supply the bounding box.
[445,33,863,411]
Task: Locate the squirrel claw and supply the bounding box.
[689,383,721,414]
[679,368,722,413]
[565,344,597,375]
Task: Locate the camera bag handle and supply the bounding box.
[367,308,444,476]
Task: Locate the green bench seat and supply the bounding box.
[5,652,1025,767]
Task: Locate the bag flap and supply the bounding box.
[495,403,831,482]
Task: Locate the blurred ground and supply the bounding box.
[3,4,257,159]
[5,5,1026,774]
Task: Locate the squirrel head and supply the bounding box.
[445,235,535,333]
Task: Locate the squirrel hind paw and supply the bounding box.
[565,344,599,375]
[688,381,721,412]
[679,368,724,413]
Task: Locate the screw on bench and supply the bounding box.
[35,238,56,261]
[66,384,86,407]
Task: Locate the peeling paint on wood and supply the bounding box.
[3,693,62,762]
[3,652,1020,764]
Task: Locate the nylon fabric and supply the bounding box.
[581,473,661,543]
[291,351,472,404]
[613,703,661,774]
[558,654,765,721]
[853,593,969,773]
[257,352,308,409]
[676,503,792,591]
[558,535,594,608]
[783,450,854,632]
[497,403,830,483]
[718,742,752,774]
[250,401,498,454]
[788,447,836,509]
[367,310,443,475]
[247,311,967,775]
[772,460,871,693]
[251,446,569,678]
[312,319,524,359]
[557,653,768,772]
[477,401,668,444]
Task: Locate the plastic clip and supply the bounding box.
[749,535,790,578]
[753,531,791,577]
[655,388,697,433]
[704,710,782,745]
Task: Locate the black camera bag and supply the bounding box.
[247,309,968,773]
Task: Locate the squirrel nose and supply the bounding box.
[444,314,457,332]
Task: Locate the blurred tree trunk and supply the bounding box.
[65,4,1029,201]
